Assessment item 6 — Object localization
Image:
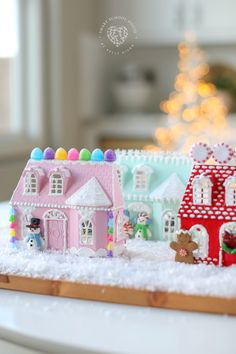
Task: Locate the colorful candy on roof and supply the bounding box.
[30,147,116,162]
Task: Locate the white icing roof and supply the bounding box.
[65,177,112,207]
[150,173,185,201]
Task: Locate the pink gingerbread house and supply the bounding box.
[10,147,125,256]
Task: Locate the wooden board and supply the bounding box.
[0,273,235,315]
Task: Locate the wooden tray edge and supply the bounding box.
[0,274,235,315]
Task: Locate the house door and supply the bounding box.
[43,210,67,251]
[190,225,209,259]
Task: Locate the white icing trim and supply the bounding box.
[65,177,112,207]
[12,201,122,211]
[128,202,151,214]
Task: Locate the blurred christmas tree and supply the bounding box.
[148,36,229,152]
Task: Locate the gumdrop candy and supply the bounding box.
[79,148,91,161]
[9,215,15,222]
[91,148,104,161]
[55,147,67,160]
[104,149,116,162]
[44,147,55,160]
[68,148,79,161]
[10,222,16,228]
[10,228,16,236]
[31,147,43,160]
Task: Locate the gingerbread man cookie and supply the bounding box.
[170,230,198,264]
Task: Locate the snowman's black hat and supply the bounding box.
[26,218,40,229]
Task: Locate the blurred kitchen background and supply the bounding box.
[1,0,236,199]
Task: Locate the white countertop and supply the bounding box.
[0,202,236,354]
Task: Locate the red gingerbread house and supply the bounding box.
[178,143,236,267]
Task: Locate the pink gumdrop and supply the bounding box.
[10,222,16,228]
[107,234,113,241]
[68,148,79,161]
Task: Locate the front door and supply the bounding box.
[47,219,64,250]
[43,209,67,251]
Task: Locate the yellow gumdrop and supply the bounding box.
[107,242,113,251]
[10,228,16,236]
[55,147,67,160]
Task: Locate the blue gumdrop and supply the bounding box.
[9,207,15,215]
[31,147,43,160]
[91,148,104,161]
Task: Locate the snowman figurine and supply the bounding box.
[134,212,152,240]
[25,218,44,251]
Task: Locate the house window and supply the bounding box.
[80,220,93,245]
[225,177,236,206]
[193,175,212,205]
[163,210,177,241]
[24,172,38,195]
[133,165,153,192]
[134,170,148,191]
[50,174,63,195]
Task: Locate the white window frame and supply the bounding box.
[24,172,38,195]
[133,165,153,192]
[193,175,212,205]
[162,210,177,241]
[49,173,64,196]
[80,219,93,245]
[224,176,236,206]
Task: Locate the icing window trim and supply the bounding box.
[192,174,213,205]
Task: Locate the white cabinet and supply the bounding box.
[97,0,236,44]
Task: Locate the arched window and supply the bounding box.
[50,173,64,195]
[224,176,236,206]
[80,220,93,245]
[193,175,212,205]
[190,225,209,259]
[134,170,147,191]
[163,210,177,241]
[24,172,38,195]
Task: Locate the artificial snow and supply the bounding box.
[0,227,236,298]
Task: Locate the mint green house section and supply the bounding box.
[116,151,193,241]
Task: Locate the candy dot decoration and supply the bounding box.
[79,148,91,161]
[44,147,55,160]
[91,148,104,161]
[190,143,212,163]
[55,147,67,160]
[9,207,17,248]
[212,143,234,164]
[68,148,79,161]
[104,149,116,162]
[31,147,43,160]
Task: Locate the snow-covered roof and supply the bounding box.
[11,160,122,210]
[179,164,236,221]
[65,177,112,207]
[150,173,186,201]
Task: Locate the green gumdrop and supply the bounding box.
[107,226,113,234]
[9,215,15,222]
[79,148,91,161]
